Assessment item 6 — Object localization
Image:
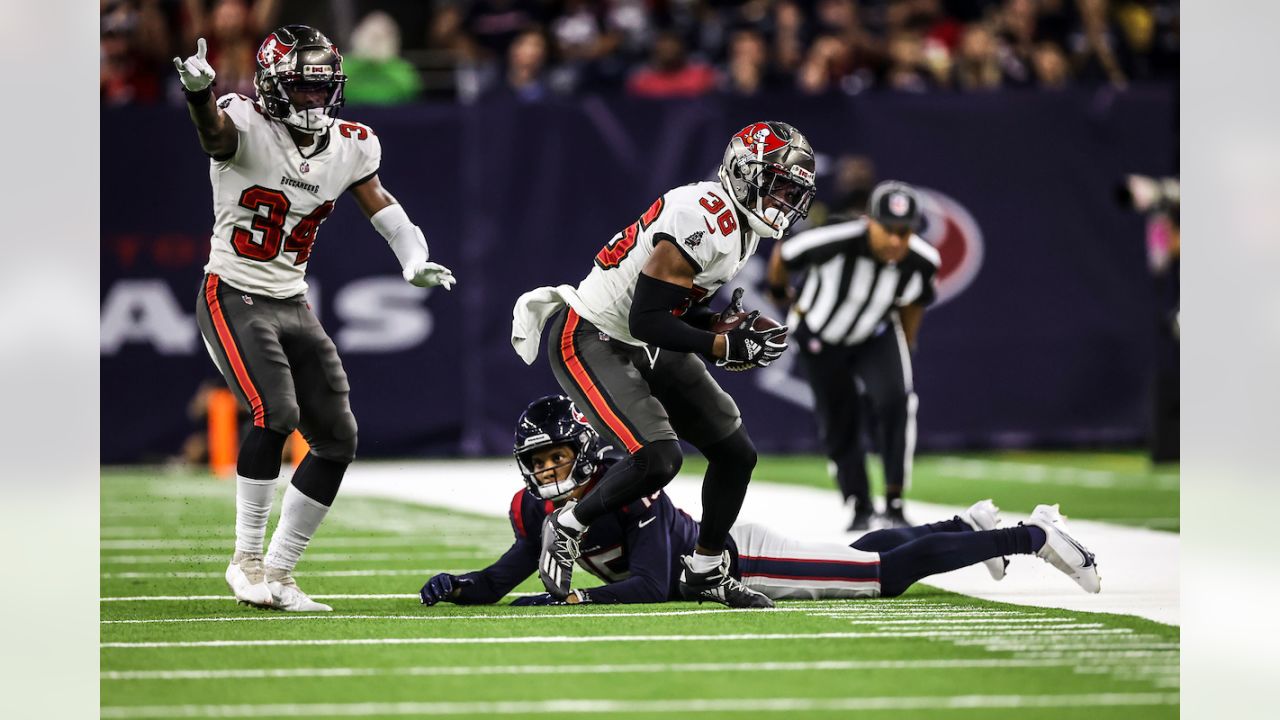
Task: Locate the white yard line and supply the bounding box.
[102,569,468,579]
[337,461,1180,624]
[101,536,475,550]
[99,593,541,602]
[99,693,1178,718]
[99,609,1077,625]
[101,552,491,564]
[102,628,1131,649]
[95,657,1129,681]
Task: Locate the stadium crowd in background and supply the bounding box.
[103,0,1178,106]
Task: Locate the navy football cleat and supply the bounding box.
[538,504,582,599]
[678,552,774,609]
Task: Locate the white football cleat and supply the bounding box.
[265,571,333,612]
[1026,504,1101,594]
[225,552,273,607]
[961,499,1009,581]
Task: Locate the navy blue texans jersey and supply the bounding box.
[452,471,707,604]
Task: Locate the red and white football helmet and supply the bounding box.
[254,25,347,135]
[718,121,817,239]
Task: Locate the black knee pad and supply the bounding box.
[634,440,683,495]
[703,427,757,475]
[237,426,289,479]
[308,411,359,464]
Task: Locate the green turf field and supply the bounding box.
[681,451,1180,531]
[101,458,1179,719]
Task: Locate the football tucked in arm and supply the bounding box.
[710,311,788,346]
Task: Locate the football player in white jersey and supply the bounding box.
[174,25,455,612]
[510,122,816,607]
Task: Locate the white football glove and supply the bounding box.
[173,38,216,92]
[404,261,456,290]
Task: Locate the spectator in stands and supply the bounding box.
[626,30,717,98]
[952,23,1004,91]
[884,30,932,92]
[342,11,422,106]
[772,1,809,80]
[721,28,769,96]
[503,28,552,102]
[1032,40,1072,89]
[101,0,169,106]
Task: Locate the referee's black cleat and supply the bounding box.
[678,553,775,609]
[538,504,582,599]
[880,499,911,528]
[847,506,874,531]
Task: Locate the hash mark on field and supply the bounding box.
[98,692,1179,717]
[95,657,1130,681]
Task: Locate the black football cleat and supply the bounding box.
[538,505,582,599]
[847,507,874,531]
[678,553,775,609]
[880,499,911,528]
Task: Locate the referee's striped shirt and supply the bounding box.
[781,218,940,346]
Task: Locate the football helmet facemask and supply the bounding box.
[718,121,817,239]
[514,395,606,501]
[254,25,347,135]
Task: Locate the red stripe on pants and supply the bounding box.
[204,275,266,428]
[559,309,643,453]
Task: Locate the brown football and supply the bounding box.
[710,311,787,345]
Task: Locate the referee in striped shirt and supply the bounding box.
[767,181,939,530]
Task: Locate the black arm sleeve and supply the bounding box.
[629,273,718,355]
[680,301,718,331]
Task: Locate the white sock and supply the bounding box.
[235,475,277,555]
[265,484,329,575]
[559,504,588,532]
[688,551,722,573]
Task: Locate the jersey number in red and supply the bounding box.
[230,186,335,265]
[338,122,369,140]
[699,192,737,235]
[594,196,665,270]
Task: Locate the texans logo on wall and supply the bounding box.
[915,187,984,306]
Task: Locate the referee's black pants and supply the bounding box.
[796,319,917,512]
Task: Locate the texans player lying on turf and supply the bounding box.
[418,396,1100,607]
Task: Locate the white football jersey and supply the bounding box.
[568,180,761,346]
[202,93,380,298]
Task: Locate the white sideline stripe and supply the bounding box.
[97,657,1109,681]
[102,569,467,579]
[101,628,1131,649]
[933,456,1179,491]
[99,608,1059,625]
[98,693,1179,718]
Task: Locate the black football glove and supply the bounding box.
[718,310,789,371]
[510,592,569,607]
[419,573,473,606]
